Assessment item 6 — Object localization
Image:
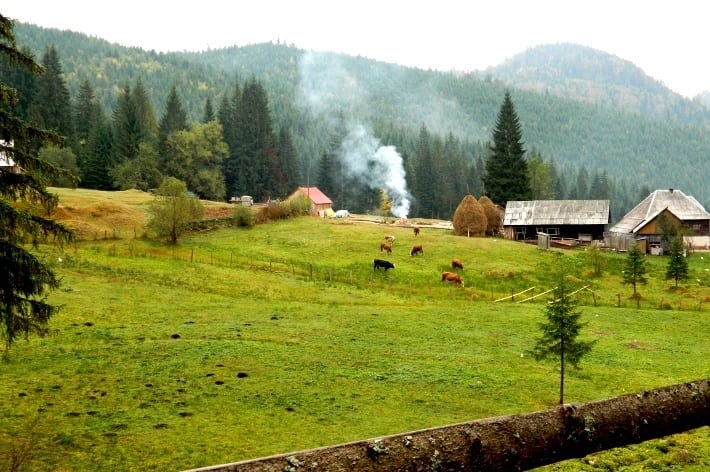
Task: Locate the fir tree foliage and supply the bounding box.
[0,15,72,357]
[665,236,689,288]
[529,254,595,404]
[483,91,531,206]
[622,244,647,296]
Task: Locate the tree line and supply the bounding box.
[1,38,660,221]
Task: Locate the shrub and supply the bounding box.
[233,205,255,227]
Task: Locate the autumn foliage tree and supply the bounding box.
[452,194,487,237]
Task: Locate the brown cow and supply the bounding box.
[380,242,392,253]
[410,244,423,256]
[413,227,420,237]
[384,235,396,244]
[452,258,464,270]
[441,271,464,287]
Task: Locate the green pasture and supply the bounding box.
[1,216,708,471]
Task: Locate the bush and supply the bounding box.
[233,205,255,227]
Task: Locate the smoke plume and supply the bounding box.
[297,51,412,217]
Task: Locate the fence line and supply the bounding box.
[64,243,706,311]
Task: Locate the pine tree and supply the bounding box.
[157,85,188,173]
[483,91,530,206]
[112,84,143,161]
[277,126,300,196]
[0,45,36,120]
[413,124,434,218]
[623,244,647,296]
[316,151,336,198]
[219,84,241,199]
[72,79,102,180]
[202,96,215,123]
[665,236,689,288]
[529,255,595,404]
[27,45,73,140]
[0,15,72,357]
[82,117,114,190]
[132,76,157,139]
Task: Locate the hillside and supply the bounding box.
[9,22,710,209]
[488,43,710,126]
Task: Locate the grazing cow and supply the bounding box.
[441,271,464,286]
[380,242,392,253]
[374,259,395,271]
[452,258,464,270]
[413,227,420,237]
[410,244,423,256]
[384,235,396,244]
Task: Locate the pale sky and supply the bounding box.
[3,0,708,98]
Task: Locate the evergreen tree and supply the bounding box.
[589,170,611,199]
[276,126,300,196]
[219,84,241,199]
[483,91,530,206]
[529,255,595,404]
[234,79,276,201]
[665,236,689,288]
[27,45,73,141]
[316,150,336,198]
[549,158,565,200]
[82,117,114,190]
[413,124,434,218]
[0,15,72,356]
[452,194,487,237]
[72,79,102,179]
[157,85,188,172]
[202,96,215,123]
[112,84,143,161]
[132,76,157,139]
[623,244,647,296]
[0,45,36,120]
[571,166,589,199]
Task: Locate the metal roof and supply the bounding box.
[609,189,710,234]
[503,200,610,226]
[296,187,332,205]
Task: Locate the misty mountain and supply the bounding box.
[487,43,710,127]
[9,22,710,209]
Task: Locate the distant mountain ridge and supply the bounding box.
[8,22,710,208]
[487,43,710,127]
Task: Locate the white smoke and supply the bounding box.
[339,124,411,218]
[296,51,412,217]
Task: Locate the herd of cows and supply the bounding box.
[372,227,465,287]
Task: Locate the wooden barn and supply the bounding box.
[290,186,333,216]
[607,188,710,254]
[503,200,610,243]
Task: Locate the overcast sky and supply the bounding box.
[3,0,708,98]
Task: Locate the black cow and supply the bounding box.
[374,259,395,271]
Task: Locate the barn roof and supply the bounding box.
[296,186,332,205]
[503,200,610,226]
[609,188,710,234]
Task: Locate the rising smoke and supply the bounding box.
[297,51,412,218]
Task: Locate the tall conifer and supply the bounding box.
[483,91,530,206]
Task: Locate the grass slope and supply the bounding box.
[1,189,708,471]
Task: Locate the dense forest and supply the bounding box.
[4,21,710,222]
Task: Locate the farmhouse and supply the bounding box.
[290,186,333,216]
[607,188,710,253]
[503,199,610,243]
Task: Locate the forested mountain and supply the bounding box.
[488,43,710,127]
[7,22,710,218]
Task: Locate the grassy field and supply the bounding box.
[1,189,708,471]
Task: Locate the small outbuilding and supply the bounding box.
[290,186,333,216]
[607,188,710,253]
[503,200,610,243]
